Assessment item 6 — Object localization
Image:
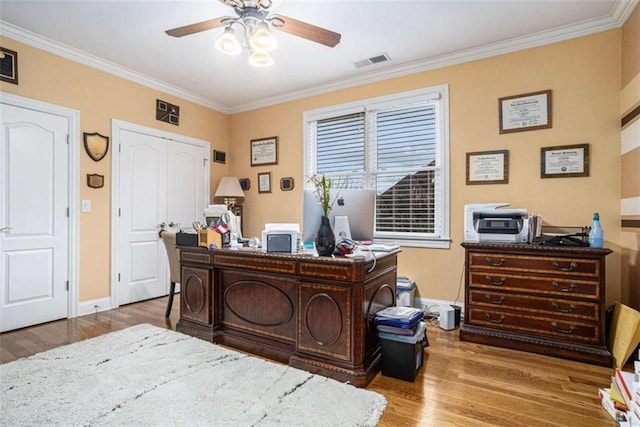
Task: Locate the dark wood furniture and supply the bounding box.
[460,243,612,366]
[177,246,398,387]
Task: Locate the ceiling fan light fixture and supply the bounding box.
[250,23,277,51]
[215,27,242,55]
[248,49,273,67]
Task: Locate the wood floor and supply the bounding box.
[0,296,616,426]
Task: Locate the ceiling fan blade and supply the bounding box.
[165,17,230,37]
[270,14,341,47]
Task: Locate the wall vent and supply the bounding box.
[354,53,391,68]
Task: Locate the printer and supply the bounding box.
[464,203,530,243]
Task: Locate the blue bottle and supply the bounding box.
[588,212,604,248]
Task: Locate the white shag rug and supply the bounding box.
[1,324,386,426]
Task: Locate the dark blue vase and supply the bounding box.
[315,215,335,256]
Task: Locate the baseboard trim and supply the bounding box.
[414,297,465,321]
[77,297,113,317]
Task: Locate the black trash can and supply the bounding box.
[378,321,427,382]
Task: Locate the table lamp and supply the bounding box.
[214,176,245,210]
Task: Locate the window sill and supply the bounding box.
[374,237,451,250]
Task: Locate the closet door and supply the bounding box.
[117,128,207,305]
[118,130,168,305]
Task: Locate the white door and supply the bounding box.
[0,104,69,331]
[117,127,206,305]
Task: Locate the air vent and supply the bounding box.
[354,53,391,69]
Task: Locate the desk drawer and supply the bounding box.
[469,290,599,320]
[467,308,599,344]
[468,272,600,299]
[469,253,601,278]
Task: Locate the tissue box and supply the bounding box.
[176,231,198,247]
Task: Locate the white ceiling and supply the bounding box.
[0,0,636,114]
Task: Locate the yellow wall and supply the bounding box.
[0,25,629,307]
[0,38,229,301]
[230,30,623,304]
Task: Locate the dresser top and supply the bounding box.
[461,242,612,256]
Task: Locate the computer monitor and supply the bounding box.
[302,189,375,243]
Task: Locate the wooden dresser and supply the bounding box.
[460,242,612,366]
[177,246,398,387]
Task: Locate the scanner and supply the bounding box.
[464,203,530,243]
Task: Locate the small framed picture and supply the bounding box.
[251,137,278,167]
[213,150,226,164]
[280,177,294,191]
[541,144,589,178]
[258,172,271,193]
[0,47,18,85]
[239,178,250,191]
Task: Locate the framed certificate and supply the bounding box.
[466,150,509,185]
[541,144,589,178]
[250,136,278,166]
[499,90,552,134]
[258,172,272,193]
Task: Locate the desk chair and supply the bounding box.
[159,230,180,318]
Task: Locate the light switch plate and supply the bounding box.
[82,200,91,213]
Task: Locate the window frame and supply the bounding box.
[303,85,450,249]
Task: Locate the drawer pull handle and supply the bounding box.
[552,281,577,292]
[551,302,576,313]
[551,322,576,334]
[552,261,578,272]
[485,313,505,323]
[484,294,505,304]
[485,276,506,286]
[485,257,506,267]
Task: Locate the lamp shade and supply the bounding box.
[250,23,277,52]
[215,176,245,199]
[215,27,242,55]
[248,49,273,67]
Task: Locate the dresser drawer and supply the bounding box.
[468,308,600,344]
[469,252,601,278]
[468,272,600,299]
[469,290,599,320]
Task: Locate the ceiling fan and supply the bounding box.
[165,0,341,67]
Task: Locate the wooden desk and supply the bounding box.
[177,247,399,387]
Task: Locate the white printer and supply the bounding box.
[464,203,530,243]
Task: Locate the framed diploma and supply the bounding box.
[250,136,278,166]
[466,150,509,185]
[499,90,552,134]
[541,144,589,178]
[258,172,272,193]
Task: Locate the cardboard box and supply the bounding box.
[198,229,222,248]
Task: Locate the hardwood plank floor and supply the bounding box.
[0,296,616,426]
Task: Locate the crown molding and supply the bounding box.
[1,0,637,115]
[0,21,231,114]
[230,3,636,113]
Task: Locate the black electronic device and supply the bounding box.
[266,233,293,253]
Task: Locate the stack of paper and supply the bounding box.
[598,352,640,424]
[374,307,423,330]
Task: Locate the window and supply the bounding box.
[304,85,450,248]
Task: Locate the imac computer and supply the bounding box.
[302,189,375,243]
